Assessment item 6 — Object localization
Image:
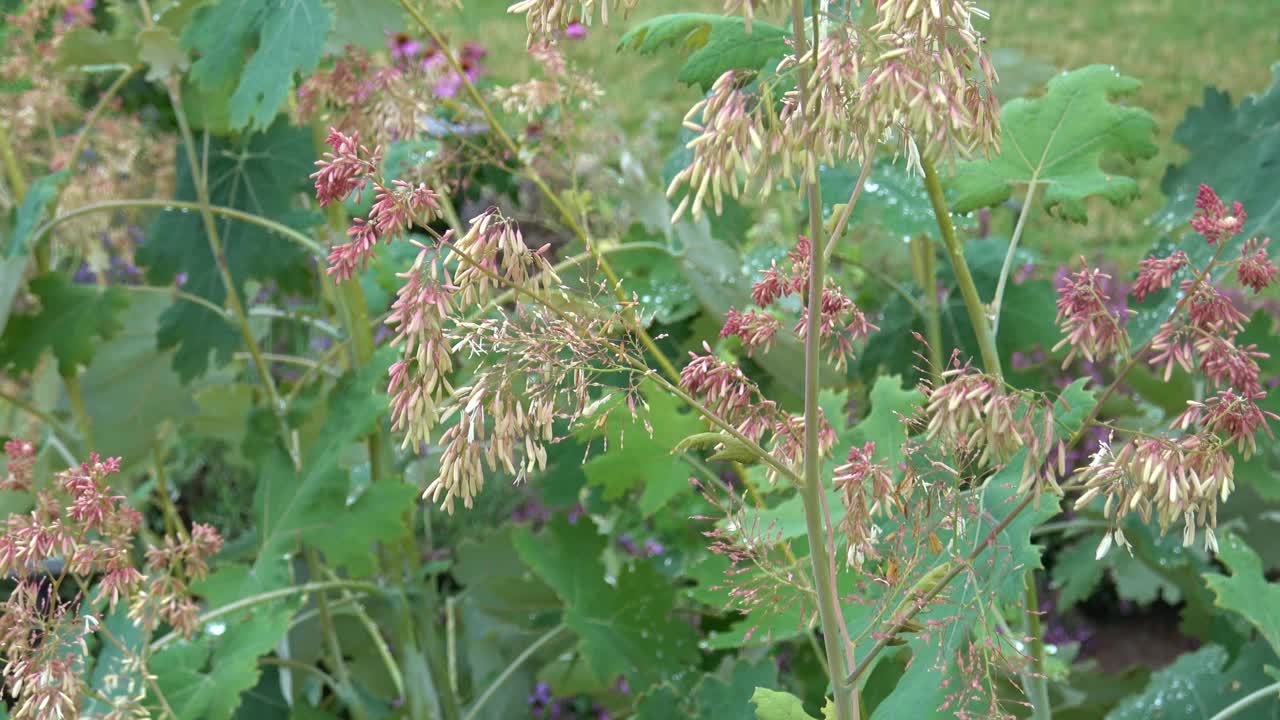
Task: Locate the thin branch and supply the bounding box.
[462,624,568,720]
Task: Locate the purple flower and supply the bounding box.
[564,22,588,39]
[388,32,422,61]
[617,534,640,556]
[643,539,664,557]
[73,263,97,284]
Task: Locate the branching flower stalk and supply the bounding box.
[789,0,859,716]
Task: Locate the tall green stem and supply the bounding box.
[920,157,1001,377]
[922,156,1051,714]
[790,2,857,718]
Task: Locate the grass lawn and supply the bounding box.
[438,0,1279,260]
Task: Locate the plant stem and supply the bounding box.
[149,580,385,653]
[164,82,299,467]
[306,549,369,720]
[992,182,1037,340]
[0,120,27,201]
[789,1,856,718]
[921,157,1001,377]
[1209,681,1280,719]
[916,234,945,373]
[462,624,568,720]
[33,199,327,257]
[1024,577,1051,720]
[63,372,93,449]
[0,387,77,447]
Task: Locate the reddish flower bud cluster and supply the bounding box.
[834,442,896,568]
[1053,262,1131,367]
[1069,185,1278,555]
[1237,237,1278,293]
[312,129,442,281]
[733,236,876,369]
[1189,183,1246,245]
[1131,250,1187,302]
[0,444,222,720]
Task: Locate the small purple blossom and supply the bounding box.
[564,22,588,39]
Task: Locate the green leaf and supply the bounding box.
[819,158,943,242]
[1154,65,1280,256]
[137,25,189,82]
[750,687,818,720]
[581,381,703,515]
[948,64,1158,221]
[83,608,146,717]
[693,659,780,720]
[183,0,333,130]
[150,603,295,720]
[851,375,923,470]
[256,352,410,578]
[512,516,698,690]
[1,171,69,336]
[1106,641,1280,720]
[1204,532,1280,656]
[1051,539,1106,608]
[618,14,791,92]
[79,292,199,468]
[138,120,316,379]
[0,273,128,375]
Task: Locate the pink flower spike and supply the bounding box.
[1237,237,1277,293]
[1189,184,1246,245]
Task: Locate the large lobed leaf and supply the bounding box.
[1203,532,1280,657]
[138,120,316,379]
[0,273,127,376]
[948,64,1158,221]
[581,380,703,515]
[618,14,791,92]
[1153,64,1280,256]
[1106,641,1280,720]
[512,516,697,691]
[0,172,69,336]
[1131,67,1280,347]
[182,0,333,130]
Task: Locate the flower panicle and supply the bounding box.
[0,443,225,720]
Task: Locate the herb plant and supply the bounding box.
[0,1,1278,719]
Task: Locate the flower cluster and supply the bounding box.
[921,360,1066,495]
[492,42,602,119]
[725,236,876,369]
[834,442,896,568]
[668,0,1000,219]
[0,443,221,720]
[1068,185,1277,556]
[312,129,442,281]
[1053,262,1132,366]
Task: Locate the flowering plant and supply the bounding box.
[0,0,1277,719]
